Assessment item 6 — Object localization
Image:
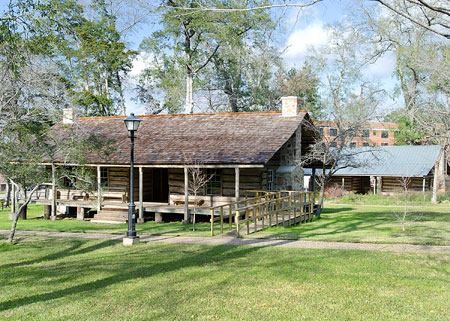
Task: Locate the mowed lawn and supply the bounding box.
[1,203,450,245]
[0,205,216,236]
[256,204,450,245]
[0,237,449,321]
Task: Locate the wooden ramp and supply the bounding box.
[209,191,317,237]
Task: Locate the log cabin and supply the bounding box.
[308,145,447,194]
[35,96,316,223]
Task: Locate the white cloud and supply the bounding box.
[129,52,153,78]
[284,22,330,62]
[364,52,396,80]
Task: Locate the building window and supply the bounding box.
[100,168,108,187]
[330,142,337,147]
[362,129,370,138]
[329,128,338,136]
[206,170,222,195]
[266,169,274,191]
[381,130,389,138]
[350,142,356,148]
[372,130,377,136]
[318,127,324,136]
[0,184,6,192]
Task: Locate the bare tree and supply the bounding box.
[302,24,383,214]
[188,165,213,231]
[371,0,450,39]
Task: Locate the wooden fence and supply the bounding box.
[209,190,317,237]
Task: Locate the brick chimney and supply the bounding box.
[281,96,300,117]
[62,108,76,124]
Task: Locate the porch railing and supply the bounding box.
[209,190,317,237]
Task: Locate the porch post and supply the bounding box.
[235,167,240,203]
[422,177,426,193]
[183,166,189,223]
[97,166,101,212]
[341,177,345,189]
[138,166,144,223]
[51,164,57,221]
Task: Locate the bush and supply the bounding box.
[324,184,347,198]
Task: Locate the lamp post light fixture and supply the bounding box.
[123,113,141,246]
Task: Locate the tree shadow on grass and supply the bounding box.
[0,239,118,269]
[0,238,286,312]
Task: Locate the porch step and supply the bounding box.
[92,206,129,223]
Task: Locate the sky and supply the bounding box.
[0,0,400,116]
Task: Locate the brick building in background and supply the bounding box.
[316,121,398,147]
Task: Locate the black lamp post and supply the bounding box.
[124,113,141,239]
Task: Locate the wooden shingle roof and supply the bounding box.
[58,111,307,165]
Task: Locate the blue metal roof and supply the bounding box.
[333,145,442,177]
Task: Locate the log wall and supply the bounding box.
[381,177,431,193]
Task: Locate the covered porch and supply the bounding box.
[34,163,264,223]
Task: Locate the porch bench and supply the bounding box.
[101,191,128,203]
[173,199,205,207]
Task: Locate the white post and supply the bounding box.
[97,166,102,212]
[184,167,189,223]
[51,164,57,220]
[138,166,144,223]
[422,177,426,193]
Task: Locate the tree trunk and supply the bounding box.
[4,181,11,208]
[432,161,439,204]
[317,183,325,217]
[185,72,194,114]
[8,185,40,243]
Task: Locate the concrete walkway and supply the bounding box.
[1,230,449,254]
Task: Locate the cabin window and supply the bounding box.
[266,169,274,191]
[362,129,370,138]
[0,184,6,192]
[100,168,108,187]
[318,127,324,136]
[329,128,338,136]
[206,170,222,195]
[381,130,389,138]
[330,142,337,147]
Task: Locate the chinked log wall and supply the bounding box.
[168,168,264,207]
[381,177,431,193]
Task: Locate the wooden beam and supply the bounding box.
[138,166,144,223]
[40,163,264,169]
[184,167,189,223]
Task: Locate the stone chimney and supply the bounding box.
[281,96,300,117]
[62,108,76,124]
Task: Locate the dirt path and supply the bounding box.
[1,229,449,254]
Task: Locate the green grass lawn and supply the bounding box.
[1,202,449,245]
[0,237,448,321]
[0,204,217,236]
[254,204,450,245]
